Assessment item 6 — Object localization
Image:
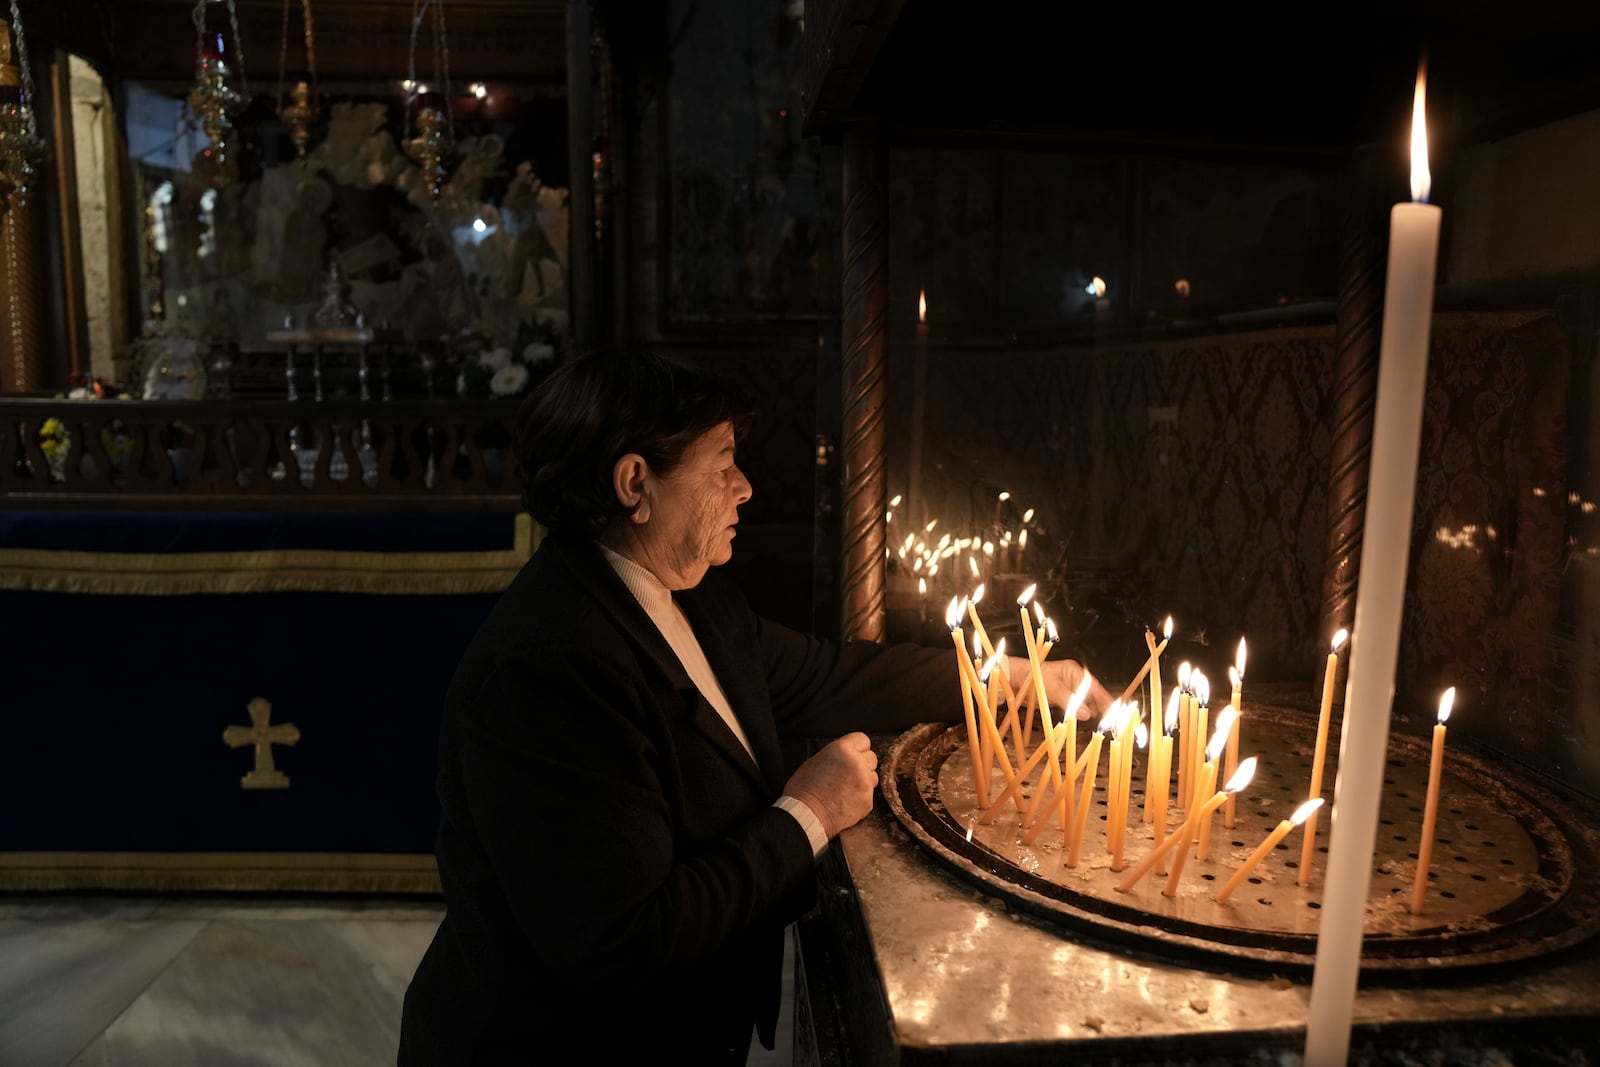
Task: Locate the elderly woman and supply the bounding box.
[399,350,1108,1065]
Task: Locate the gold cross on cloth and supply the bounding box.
[222,697,301,789]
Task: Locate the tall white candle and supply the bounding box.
[1305,66,1442,1067]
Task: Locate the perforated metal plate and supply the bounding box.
[883,705,1600,974]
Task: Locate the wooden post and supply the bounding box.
[839,119,888,641]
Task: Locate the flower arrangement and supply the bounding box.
[37,417,70,482]
[452,318,563,399]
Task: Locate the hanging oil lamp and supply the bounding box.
[276,0,318,160]
[187,0,250,188]
[405,89,451,199]
[0,4,49,217]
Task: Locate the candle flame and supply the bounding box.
[1098,702,1122,734]
[925,519,939,533]
[1223,756,1258,794]
[1018,583,1037,607]
[1118,702,1141,739]
[1065,674,1093,720]
[968,556,980,577]
[1033,600,1046,626]
[1331,628,1349,653]
[1163,615,1174,640]
[1229,666,1241,689]
[945,596,964,629]
[1018,529,1029,549]
[1046,617,1058,643]
[1135,721,1149,750]
[1194,673,1211,709]
[998,491,1011,502]
[1088,275,1107,298]
[1022,507,1035,523]
[1177,661,1193,687]
[972,583,985,604]
[1438,685,1456,724]
[1410,64,1431,203]
[1236,637,1248,677]
[1290,796,1325,825]
[978,645,1005,682]
[889,494,902,508]
[1206,705,1238,763]
[1164,688,1181,734]
[919,289,927,323]
[918,577,927,596]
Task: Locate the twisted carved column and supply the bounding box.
[0,194,47,393]
[838,120,888,641]
[1318,153,1388,649]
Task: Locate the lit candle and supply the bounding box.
[1066,706,1118,866]
[966,585,1020,712]
[946,598,986,796]
[1021,668,1088,836]
[1224,638,1247,828]
[1109,703,1141,870]
[1118,620,1172,705]
[1410,686,1455,915]
[908,291,928,524]
[1017,584,1055,747]
[1306,65,1443,1067]
[1189,672,1211,811]
[1151,689,1180,845]
[1164,756,1256,898]
[1299,628,1349,886]
[1176,661,1193,808]
[1217,797,1325,903]
[1196,705,1238,862]
[1146,616,1173,759]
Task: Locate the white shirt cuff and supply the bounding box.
[774,795,829,857]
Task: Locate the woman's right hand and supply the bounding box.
[783,732,879,839]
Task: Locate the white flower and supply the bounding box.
[478,347,513,371]
[521,342,556,365]
[490,363,531,396]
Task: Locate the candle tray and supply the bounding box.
[882,706,1600,976]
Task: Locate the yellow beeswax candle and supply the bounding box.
[1300,628,1348,887]
[1164,757,1257,898]
[1217,797,1323,903]
[1066,708,1117,866]
[1410,686,1455,915]
[946,600,985,798]
[1225,638,1247,828]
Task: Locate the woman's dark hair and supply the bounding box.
[516,349,757,536]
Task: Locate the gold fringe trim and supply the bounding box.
[0,851,441,894]
[0,513,538,596]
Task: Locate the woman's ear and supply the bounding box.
[612,453,651,522]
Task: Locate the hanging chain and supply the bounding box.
[434,0,452,129]
[9,0,37,136]
[301,0,317,97]
[276,0,290,110]
[406,0,425,140]
[227,0,248,94]
[276,0,317,110]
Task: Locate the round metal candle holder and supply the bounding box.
[882,705,1600,976]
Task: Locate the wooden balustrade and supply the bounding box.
[0,399,524,511]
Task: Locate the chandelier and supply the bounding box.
[187,0,251,188]
[0,0,48,218]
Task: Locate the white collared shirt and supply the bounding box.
[599,544,827,856]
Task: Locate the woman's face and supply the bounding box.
[629,421,753,589]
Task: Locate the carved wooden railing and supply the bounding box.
[0,398,524,511]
